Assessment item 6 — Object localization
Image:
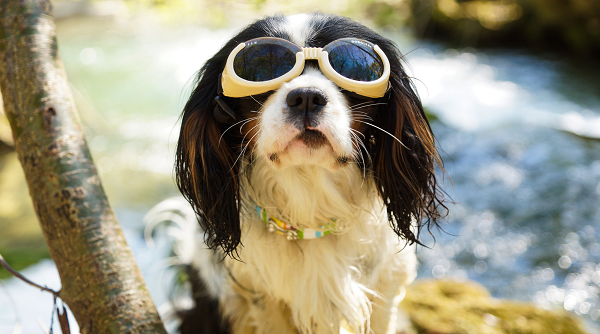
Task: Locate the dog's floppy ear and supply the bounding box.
[175,57,242,257]
[175,17,285,256]
[371,54,447,245]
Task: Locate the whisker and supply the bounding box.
[352,115,373,122]
[239,119,258,135]
[350,103,388,111]
[247,137,263,169]
[239,123,261,151]
[356,136,372,164]
[246,94,265,107]
[354,120,410,150]
[349,100,375,109]
[231,129,262,172]
[350,129,372,165]
[349,132,363,163]
[248,124,263,157]
[349,128,365,138]
[236,125,264,177]
[349,132,367,190]
[233,122,262,169]
[218,117,258,145]
[351,135,373,179]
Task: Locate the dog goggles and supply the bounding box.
[221,37,390,98]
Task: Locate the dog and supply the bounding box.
[171,12,445,334]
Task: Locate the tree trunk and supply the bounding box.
[0,1,168,333]
[0,92,14,150]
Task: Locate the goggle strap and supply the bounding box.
[213,95,237,123]
[213,75,237,123]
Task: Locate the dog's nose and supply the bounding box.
[286,88,328,121]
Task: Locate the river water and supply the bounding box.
[411,47,600,326]
[1,19,599,333]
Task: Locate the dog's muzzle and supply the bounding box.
[286,87,328,129]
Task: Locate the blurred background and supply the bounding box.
[0,0,599,333]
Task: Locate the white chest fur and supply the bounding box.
[206,162,418,334]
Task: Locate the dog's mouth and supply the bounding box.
[295,129,328,149]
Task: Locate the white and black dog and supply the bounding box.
[171,12,446,334]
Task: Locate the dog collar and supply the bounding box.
[255,206,335,240]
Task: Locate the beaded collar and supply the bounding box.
[255,206,335,240]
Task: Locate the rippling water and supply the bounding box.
[409,48,600,328]
[1,19,600,333]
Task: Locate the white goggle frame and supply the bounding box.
[221,37,391,98]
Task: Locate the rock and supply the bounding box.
[400,279,588,334]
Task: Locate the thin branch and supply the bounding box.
[0,253,60,297]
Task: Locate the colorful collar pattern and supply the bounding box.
[255,206,335,240]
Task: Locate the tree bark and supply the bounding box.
[0,92,14,150]
[0,1,168,333]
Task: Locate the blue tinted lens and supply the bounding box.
[233,40,299,82]
[326,40,383,82]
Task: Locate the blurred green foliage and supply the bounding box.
[409,0,600,56]
[0,151,49,280]
[113,0,600,56]
[0,245,50,280]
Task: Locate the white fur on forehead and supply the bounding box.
[284,14,312,46]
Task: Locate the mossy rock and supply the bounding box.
[401,280,587,334]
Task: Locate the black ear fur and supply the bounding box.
[175,35,244,257]
[175,16,291,257]
[307,13,447,244]
[176,69,242,257]
[371,47,447,245]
